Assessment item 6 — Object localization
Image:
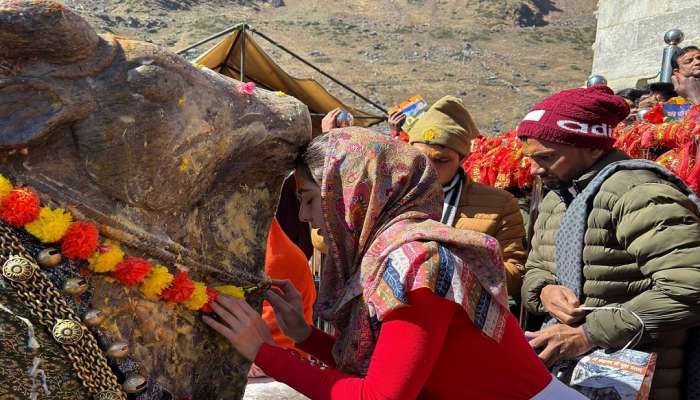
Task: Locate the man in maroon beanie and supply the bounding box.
[519,85,700,400]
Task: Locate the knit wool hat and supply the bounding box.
[407,96,479,156]
[517,85,630,149]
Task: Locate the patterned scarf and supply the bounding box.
[556,159,700,299]
[317,128,508,375]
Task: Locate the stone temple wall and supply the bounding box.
[592,0,700,90]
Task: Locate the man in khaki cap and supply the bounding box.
[408,96,527,298]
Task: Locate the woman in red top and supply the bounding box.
[204,128,584,399]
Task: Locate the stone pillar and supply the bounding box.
[592,0,700,90]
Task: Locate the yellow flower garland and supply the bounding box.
[88,240,125,273]
[25,207,73,243]
[0,175,12,201]
[0,173,254,313]
[214,285,245,299]
[140,265,174,300]
[183,282,209,310]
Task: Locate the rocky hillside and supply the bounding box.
[62,0,598,133]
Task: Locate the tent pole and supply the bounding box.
[175,23,248,55]
[250,28,387,114]
[221,28,242,73]
[240,26,246,82]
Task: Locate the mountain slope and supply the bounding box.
[63,0,598,133]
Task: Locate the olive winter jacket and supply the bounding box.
[522,150,700,400]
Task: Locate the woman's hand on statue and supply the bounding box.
[265,279,312,343]
[203,295,273,362]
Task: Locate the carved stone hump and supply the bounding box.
[0,1,99,64]
[0,1,312,399]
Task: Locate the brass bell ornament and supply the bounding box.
[83,309,107,327]
[106,342,129,359]
[123,375,147,394]
[37,248,62,268]
[63,277,88,295]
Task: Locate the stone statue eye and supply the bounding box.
[127,64,185,103]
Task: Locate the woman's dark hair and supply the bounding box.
[296,133,329,185]
[672,45,700,69]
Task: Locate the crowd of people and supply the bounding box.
[201,45,700,399]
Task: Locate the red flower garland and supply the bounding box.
[61,221,99,259]
[0,174,255,314]
[112,257,152,285]
[0,187,40,227]
[161,272,195,303]
[643,103,665,124]
[463,131,532,190]
[201,287,219,313]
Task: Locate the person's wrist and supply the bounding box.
[576,325,588,341]
[576,325,594,353]
[294,324,312,344]
[248,339,265,362]
[579,323,598,348]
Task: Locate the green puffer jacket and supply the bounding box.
[522,150,700,400]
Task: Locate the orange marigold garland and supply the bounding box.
[25,206,73,243]
[465,106,700,197]
[0,175,13,201]
[0,187,40,227]
[612,103,700,195]
[112,257,152,285]
[463,130,532,190]
[201,287,219,313]
[0,174,281,313]
[161,272,195,303]
[88,240,124,273]
[140,265,174,300]
[183,281,210,311]
[61,221,99,259]
[643,103,665,124]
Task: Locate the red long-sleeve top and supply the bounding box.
[255,288,551,399]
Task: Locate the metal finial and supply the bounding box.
[664,29,685,45]
[586,75,607,87]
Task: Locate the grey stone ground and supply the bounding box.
[243,377,309,399]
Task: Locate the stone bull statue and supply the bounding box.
[0,1,311,399]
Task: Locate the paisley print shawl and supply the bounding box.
[316,128,509,374]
